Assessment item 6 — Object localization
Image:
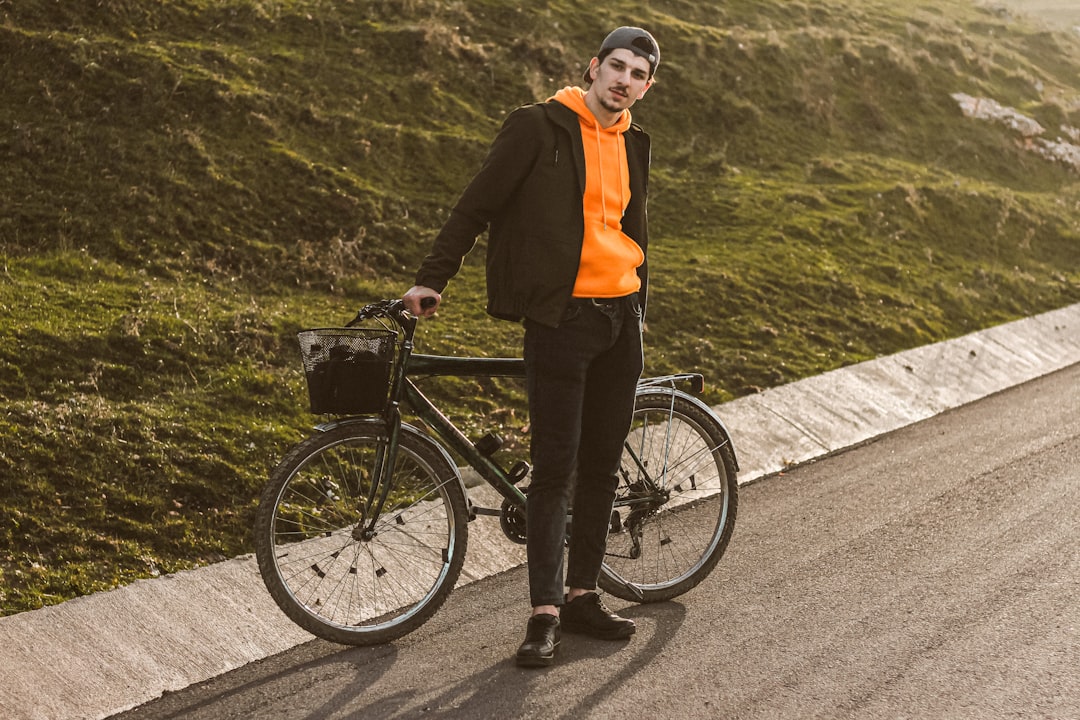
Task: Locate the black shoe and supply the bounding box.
[560,592,636,640]
[516,613,560,667]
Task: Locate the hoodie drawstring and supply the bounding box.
[593,123,608,229]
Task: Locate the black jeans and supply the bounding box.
[522,294,643,607]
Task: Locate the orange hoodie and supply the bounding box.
[551,86,644,299]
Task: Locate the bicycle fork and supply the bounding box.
[353,407,405,542]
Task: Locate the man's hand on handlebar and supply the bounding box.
[403,286,441,318]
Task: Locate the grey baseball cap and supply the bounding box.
[583,26,660,83]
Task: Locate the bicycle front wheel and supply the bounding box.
[599,390,738,603]
[254,422,468,645]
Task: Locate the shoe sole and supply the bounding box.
[515,652,555,668]
[560,621,635,640]
[516,642,559,668]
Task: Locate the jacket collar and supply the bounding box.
[542,100,587,195]
[539,99,649,197]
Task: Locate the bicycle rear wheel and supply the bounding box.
[254,422,468,645]
[599,390,738,602]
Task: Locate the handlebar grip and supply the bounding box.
[420,296,437,311]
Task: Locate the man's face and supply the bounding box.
[588,48,653,114]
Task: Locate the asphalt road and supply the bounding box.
[112,363,1080,720]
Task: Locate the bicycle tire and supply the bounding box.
[599,390,738,602]
[254,422,468,645]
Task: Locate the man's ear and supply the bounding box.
[637,80,653,100]
[588,57,600,83]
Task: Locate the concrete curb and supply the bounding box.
[2,303,1079,720]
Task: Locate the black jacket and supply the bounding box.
[415,100,651,327]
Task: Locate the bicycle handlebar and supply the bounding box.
[348,297,436,325]
[346,299,417,339]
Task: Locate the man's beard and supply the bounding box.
[598,91,628,114]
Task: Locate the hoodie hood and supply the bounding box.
[550,85,633,133]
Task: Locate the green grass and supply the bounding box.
[2,0,1080,614]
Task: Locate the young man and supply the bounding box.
[402,26,659,667]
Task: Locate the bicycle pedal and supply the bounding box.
[507,460,531,484]
[609,510,623,533]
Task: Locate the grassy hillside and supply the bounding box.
[2,0,1079,615]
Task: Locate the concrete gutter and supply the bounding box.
[2,302,1079,720]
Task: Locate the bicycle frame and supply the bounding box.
[402,353,529,507]
[320,300,739,548]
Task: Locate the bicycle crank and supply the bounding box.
[499,497,528,544]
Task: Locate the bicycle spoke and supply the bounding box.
[600,391,738,602]
[255,424,468,644]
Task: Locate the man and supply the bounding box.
[402,26,659,667]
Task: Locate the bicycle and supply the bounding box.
[254,299,739,646]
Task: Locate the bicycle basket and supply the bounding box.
[297,328,398,414]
